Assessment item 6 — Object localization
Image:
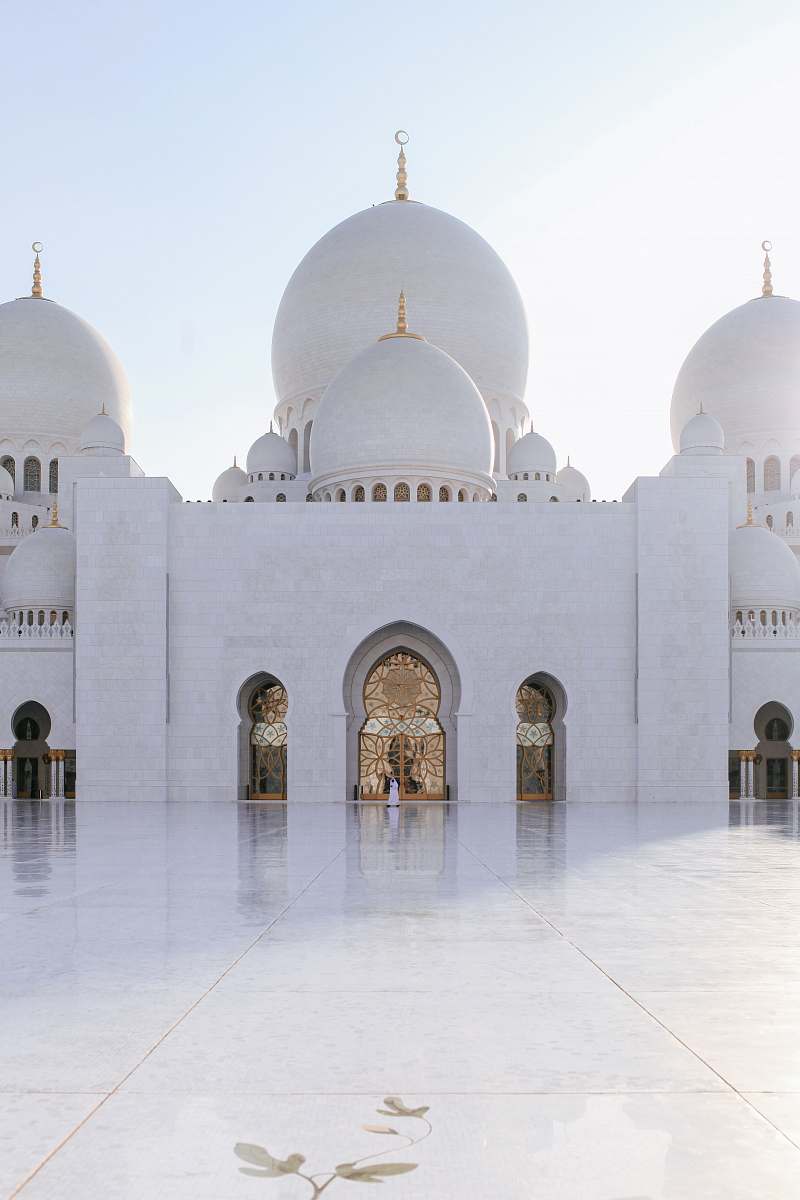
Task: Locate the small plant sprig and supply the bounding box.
[234,1096,432,1196]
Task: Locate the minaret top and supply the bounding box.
[378,290,424,341]
[761,239,773,297]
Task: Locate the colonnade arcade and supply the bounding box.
[0,701,74,799]
[731,701,800,800]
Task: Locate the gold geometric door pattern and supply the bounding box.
[516,681,554,801]
[359,650,446,799]
[249,682,288,800]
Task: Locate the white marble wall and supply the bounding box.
[70,473,731,803]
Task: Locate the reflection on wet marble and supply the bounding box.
[3,798,800,1197]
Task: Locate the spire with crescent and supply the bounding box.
[31,242,44,299]
[761,240,773,297]
[394,130,409,200]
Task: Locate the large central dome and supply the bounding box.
[271,199,529,417]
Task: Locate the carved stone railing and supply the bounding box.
[0,526,34,540]
[0,621,73,642]
[731,618,800,641]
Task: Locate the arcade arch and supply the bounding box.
[515,673,567,801]
[237,673,288,800]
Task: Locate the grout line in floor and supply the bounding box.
[7,841,349,1199]
[457,836,800,1156]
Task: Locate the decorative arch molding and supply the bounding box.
[513,670,568,802]
[342,621,463,800]
[752,699,794,800]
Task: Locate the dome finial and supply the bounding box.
[378,290,424,341]
[49,501,61,528]
[761,240,773,297]
[233,454,237,467]
[394,130,409,201]
[738,497,756,528]
[31,242,44,298]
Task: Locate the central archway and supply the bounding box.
[343,622,461,801]
[359,649,446,800]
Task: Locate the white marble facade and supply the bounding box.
[1,143,799,803]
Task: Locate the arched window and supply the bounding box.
[23,457,41,492]
[37,611,44,626]
[516,680,555,800]
[491,421,500,473]
[373,483,387,502]
[288,428,299,474]
[764,456,780,492]
[303,421,313,473]
[394,482,410,502]
[1,456,15,485]
[534,472,540,481]
[62,611,69,625]
[417,483,431,502]
[49,611,57,626]
[11,512,18,528]
[766,514,774,530]
[268,473,275,481]
[490,493,497,501]
[305,494,313,502]
[249,680,288,800]
[766,717,790,741]
[276,493,286,502]
[336,489,346,502]
[746,458,755,493]
[458,489,467,502]
[31,515,38,529]
[353,485,365,502]
[549,496,559,502]
[323,492,332,502]
[359,649,445,799]
[244,496,254,502]
[49,459,58,494]
[517,493,527,502]
[438,486,450,502]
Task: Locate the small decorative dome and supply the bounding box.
[679,408,724,455]
[212,458,247,502]
[309,298,494,493]
[730,516,800,612]
[506,430,557,478]
[246,427,296,477]
[0,464,14,500]
[3,518,76,613]
[556,459,591,502]
[79,407,125,456]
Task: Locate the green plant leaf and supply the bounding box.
[234,1144,305,1176]
[338,1163,418,1182]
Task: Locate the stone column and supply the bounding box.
[55,752,65,799]
[738,752,747,799]
[791,750,800,800]
[747,753,756,800]
[0,752,9,797]
[48,756,56,800]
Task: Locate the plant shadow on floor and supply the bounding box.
[234,1097,432,1195]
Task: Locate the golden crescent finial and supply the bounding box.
[394,130,409,200]
[761,239,773,297]
[378,290,424,341]
[31,241,44,299]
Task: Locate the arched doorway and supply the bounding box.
[754,701,793,799]
[358,649,446,800]
[12,701,52,799]
[240,676,288,800]
[515,674,567,801]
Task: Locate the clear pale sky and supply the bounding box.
[3,1,798,501]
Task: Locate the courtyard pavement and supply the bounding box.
[2,799,800,1197]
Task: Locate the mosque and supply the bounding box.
[1,134,799,805]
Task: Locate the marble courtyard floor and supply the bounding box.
[3,801,800,1198]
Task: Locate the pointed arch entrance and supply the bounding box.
[238,674,288,800]
[344,623,461,801]
[515,673,567,801]
[359,649,446,799]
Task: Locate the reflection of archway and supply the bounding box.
[515,673,567,801]
[344,623,461,801]
[12,701,51,799]
[754,701,793,799]
[358,650,445,800]
[237,674,288,800]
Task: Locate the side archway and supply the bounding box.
[343,623,461,801]
[753,700,793,799]
[11,700,52,798]
[515,673,567,801]
[236,673,288,800]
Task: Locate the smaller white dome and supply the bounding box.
[730,520,800,612]
[506,430,557,478]
[679,409,724,455]
[556,460,591,502]
[79,409,125,456]
[0,464,14,499]
[3,523,76,613]
[212,460,247,502]
[246,429,296,477]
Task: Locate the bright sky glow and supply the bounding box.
[3,1,799,500]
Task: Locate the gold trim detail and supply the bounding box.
[378,290,424,341]
[394,129,409,200]
[31,242,44,298]
[761,239,773,297]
